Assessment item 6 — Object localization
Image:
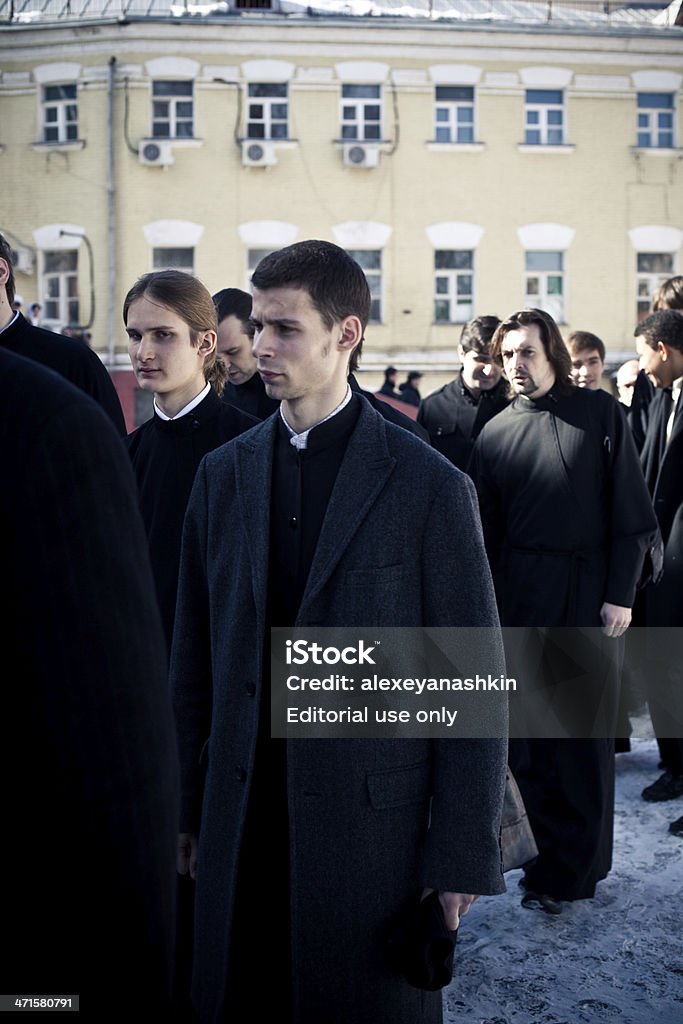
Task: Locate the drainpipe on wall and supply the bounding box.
[107,56,116,367]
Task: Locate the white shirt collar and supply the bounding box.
[280,385,353,450]
[154,382,211,421]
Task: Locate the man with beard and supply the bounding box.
[471,308,657,915]
[418,315,509,472]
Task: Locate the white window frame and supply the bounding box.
[525,251,565,323]
[637,93,675,149]
[341,84,382,142]
[346,249,382,323]
[246,247,276,291]
[42,83,78,144]
[434,250,474,323]
[42,249,79,328]
[434,86,475,144]
[525,89,564,146]
[246,83,288,141]
[152,81,194,139]
[636,252,676,318]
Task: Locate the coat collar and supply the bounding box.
[232,398,397,622]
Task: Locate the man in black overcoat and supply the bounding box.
[0,232,126,435]
[0,347,179,1013]
[171,241,508,1024]
[634,309,683,833]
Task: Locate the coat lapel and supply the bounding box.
[234,415,277,624]
[298,399,396,617]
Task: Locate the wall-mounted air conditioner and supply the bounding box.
[241,139,277,167]
[11,247,35,274]
[138,139,174,167]
[342,143,380,168]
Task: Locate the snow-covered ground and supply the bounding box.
[445,729,683,1024]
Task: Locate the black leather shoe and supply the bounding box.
[520,890,563,915]
[641,771,683,802]
[669,816,683,838]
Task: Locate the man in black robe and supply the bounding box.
[634,309,683,834]
[418,315,509,472]
[0,232,126,435]
[213,286,280,420]
[124,271,256,1020]
[471,308,658,914]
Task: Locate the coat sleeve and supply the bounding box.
[170,456,215,834]
[418,469,507,895]
[601,394,659,608]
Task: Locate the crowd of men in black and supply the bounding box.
[1,226,681,1022]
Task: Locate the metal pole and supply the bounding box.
[107,56,116,366]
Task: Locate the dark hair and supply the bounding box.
[492,308,574,394]
[652,276,683,312]
[459,315,502,357]
[123,270,227,395]
[634,309,683,353]
[407,371,422,383]
[566,330,606,362]
[0,233,16,306]
[384,365,398,378]
[250,240,371,375]
[212,287,253,337]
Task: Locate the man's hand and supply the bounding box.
[177,833,198,879]
[600,602,632,638]
[422,888,479,931]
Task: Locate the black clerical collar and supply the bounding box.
[277,391,360,453]
[280,386,354,450]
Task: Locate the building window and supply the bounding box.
[152,81,194,139]
[247,84,288,140]
[346,249,382,323]
[434,250,474,322]
[246,247,276,290]
[152,247,194,272]
[235,0,272,7]
[434,87,474,144]
[637,252,675,318]
[341,85,382,142]
[525,89,564,146]
[637,93,675,149]
[525,251,564,322]
[42,84,78,143]
[43,250,79,327]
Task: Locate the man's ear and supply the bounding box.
[0,257,10,289]
[198,330,217,355]
[338,315,363,353]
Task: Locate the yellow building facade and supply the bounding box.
[1,2,682,419]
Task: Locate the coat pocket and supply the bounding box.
[367,760,432,810]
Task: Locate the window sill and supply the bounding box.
[31,140,86,152]
[241,138,299,149]
[151,137,204,149]
[426,142,485,153]
[517,144,575,154]
[631,146,683,157]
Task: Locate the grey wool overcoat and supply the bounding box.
[170,397,508,1024]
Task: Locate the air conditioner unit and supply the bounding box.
[138,139,174,167]
[241,139,277,167]
[343,143,380,168]
[10,246,35,274]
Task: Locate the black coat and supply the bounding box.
[171,399,508,1024]
[1,311,126,435]
[126,388,258,652]
[418,373,510,472]
[0,347,179,1012]
[221,371,280,420]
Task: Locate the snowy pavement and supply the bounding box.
[444,732,683,1024]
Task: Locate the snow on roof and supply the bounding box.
[1,0,679,29]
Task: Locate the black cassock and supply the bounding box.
[471,386,657,900]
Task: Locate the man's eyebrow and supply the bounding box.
[249,315,301,327]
